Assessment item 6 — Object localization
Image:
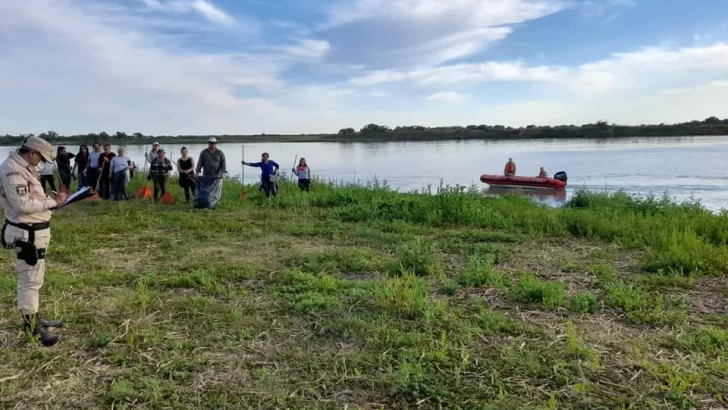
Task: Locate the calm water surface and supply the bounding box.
[3,136,727,211]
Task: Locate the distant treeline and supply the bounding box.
[2,117,728,146]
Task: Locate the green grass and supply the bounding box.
[0,176,726,409]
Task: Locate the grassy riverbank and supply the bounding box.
[1,179,727,409]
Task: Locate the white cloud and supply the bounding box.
[579,0,633,18]
[280,39,332,60]
[139,0,235,25]
[351,61,567,87]
[573,43,728,94]
[0,0,332,134]
[321,0,566,68]
[327,0,564,27]
[426,91,466,103]
[368,91,392,97]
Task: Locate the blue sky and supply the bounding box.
[1,0,728,135]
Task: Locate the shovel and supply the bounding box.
[136,146,152,200]
[239,145,247,200]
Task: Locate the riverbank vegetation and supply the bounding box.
[1,179,727,409]
[2,116,728,146]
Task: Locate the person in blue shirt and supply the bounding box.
[242,152,279,197]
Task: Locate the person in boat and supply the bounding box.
[538,167,548,178]
[504,158,516,176]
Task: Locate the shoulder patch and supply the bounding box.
[15,185,28,196]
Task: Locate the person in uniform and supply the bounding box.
[0,136,67,346]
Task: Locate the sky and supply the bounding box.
[1,0,728,135]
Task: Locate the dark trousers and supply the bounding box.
[261,177,277,197]
[179,177,196,202]
[153,176,168,200]
[297,179,311,192]
[112,171,128,201]
[99,173,112,199]
[58,169,72,189]
[40,175,56,193]
[86,168,99,189]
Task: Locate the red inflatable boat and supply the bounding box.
[480,172,567,189]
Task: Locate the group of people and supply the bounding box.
[37,142,138,201]
[0,134,315,346]
[241,153,312,197]
[503,158,549,178]
[39,137,314,208]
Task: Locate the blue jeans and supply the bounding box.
[112,171,128,201]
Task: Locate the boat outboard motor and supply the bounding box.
[553,171,567,184]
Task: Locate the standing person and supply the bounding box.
[242,152,279,197]
[0,136,68,346]
[292,157,311,192]
[86,141,102,190]
[39,160,56,194]
[149,149,173,201]
[145,141,161,163]
[55,146,75,190]
[110,147,133,201]
[504,157,516,177]
[98,144,116,200]
[194,137,226,209]
[73,145,89,189]
[176,147,196,204]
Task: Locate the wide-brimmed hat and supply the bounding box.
[22,136,53,163]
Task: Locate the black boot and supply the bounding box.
[37,312,63,328]
[22,314,61,347]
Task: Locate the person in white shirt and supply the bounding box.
[39,160,56,194]
[110,147,133,201]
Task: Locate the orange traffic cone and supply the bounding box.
[136,185,152,199]
[160,190,175,205]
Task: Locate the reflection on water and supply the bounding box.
[483,186,568,207]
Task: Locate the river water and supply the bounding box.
[2,136,727,211]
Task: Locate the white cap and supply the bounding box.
[153,141,160,146]
[207,137,217,143]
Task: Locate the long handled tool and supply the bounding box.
[52,158,70,195]
[290,154,298,181]
[136,146,152,199]
[239,145,248,200]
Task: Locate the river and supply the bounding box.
[2,136,727,211]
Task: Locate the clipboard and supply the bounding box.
[51,186,93,210]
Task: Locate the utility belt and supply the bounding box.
[1,220,50,266]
